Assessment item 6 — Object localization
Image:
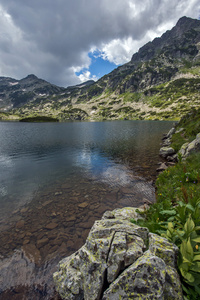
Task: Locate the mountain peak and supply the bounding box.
[24,74,38,80]
[172,16,200,37]
[176,16,197,26]
[131,16,200,63]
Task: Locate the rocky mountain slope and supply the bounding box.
[1,16,200,121]
[0,74,65,109]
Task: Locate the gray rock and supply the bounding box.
[162,137,171,146]
[179,142,189,158]
[159,146,175,158]
[53,207,183,300]
[166,127,176,138]
[107,231,145,283]
[107,231,127,283]
[102,206,146,222]
[179,132,200,159]
[167,153,178,162]
[175,127,184,134]
[156,162,168,172]
[54,215,148,300]
[148,233,179,268]
[102,250,183,300]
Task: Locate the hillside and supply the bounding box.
[1,16,200,121]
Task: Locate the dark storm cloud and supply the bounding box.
[0,0,199,86]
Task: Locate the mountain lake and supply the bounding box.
[0,120,173,299]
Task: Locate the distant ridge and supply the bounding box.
[67,80,95,89]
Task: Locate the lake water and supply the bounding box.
[0,120,173,299]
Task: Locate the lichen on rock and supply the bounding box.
[102,250,182,300]
[159,146,176,158]
[179,132,200,159]
[53,207,183,300]
[148,232,179,268]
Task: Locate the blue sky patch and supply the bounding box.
[75,50,120,80]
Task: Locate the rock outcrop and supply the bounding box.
[159,146,176,158]
[160,127,176,157]
[179,132,200,159]
[159,127,178,163]
[160,126,200,163]
[53,207,183,300]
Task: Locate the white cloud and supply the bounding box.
[95,24,174,66]
[100,38,136,65]
[77,70,98,83]
[99,33,157,65]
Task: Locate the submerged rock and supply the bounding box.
[53,207,183,300]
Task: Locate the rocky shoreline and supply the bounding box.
[158,124,200,170]
[52,126,187,300]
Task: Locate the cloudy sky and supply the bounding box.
[0,0,199,87]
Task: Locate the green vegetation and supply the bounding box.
[115,106,136,113]
[98,106,112,118]
[131,109,200,299]
[144,77,200,110]
[0,112,20,121]
[123,92,142,103]
[77,94,88,103]
[109,99,122,105]
[61,108,88,120]
[132,154,200,299]
[87,85,104,97]
[181,61,200,74]
[19,116,59,122]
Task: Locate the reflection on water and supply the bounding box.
[0,120,173,299]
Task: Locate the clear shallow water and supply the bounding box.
[0,120,173,299]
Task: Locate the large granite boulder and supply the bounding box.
[179,132,200,159]
[53,207,183,300]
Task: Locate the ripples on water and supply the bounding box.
[0,120,173,299]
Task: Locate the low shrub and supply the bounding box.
[19,116,59,122]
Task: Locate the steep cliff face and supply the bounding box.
[1,16,200,121]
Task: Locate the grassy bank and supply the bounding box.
[131,108,200,299]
